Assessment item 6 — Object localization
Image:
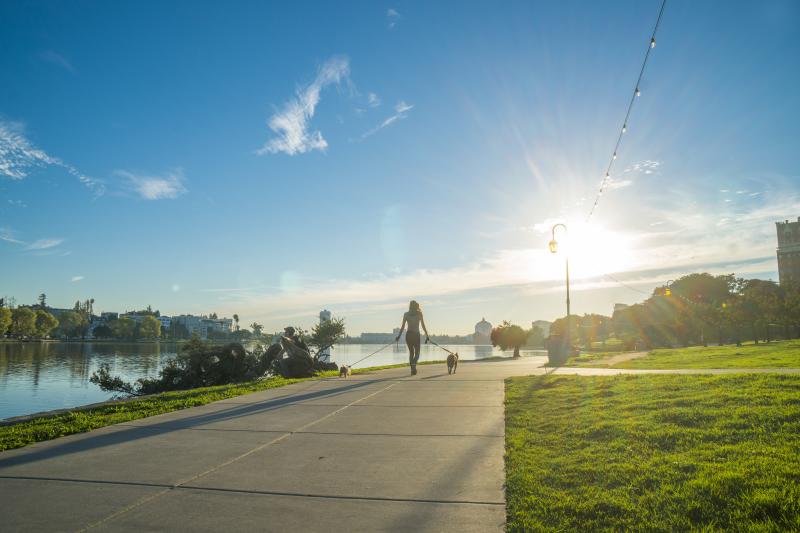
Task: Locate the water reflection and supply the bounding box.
[0,342,176,420]
[0,342,544,420]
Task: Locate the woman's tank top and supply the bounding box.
[404,311,422,333]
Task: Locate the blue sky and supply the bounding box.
[1,0,799,335]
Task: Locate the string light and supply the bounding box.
[586,0,667,222]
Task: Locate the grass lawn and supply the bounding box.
[569,340,800,369]
[0,361,443,452]
[505,374,800,532]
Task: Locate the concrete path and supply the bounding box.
[2,357,799,532]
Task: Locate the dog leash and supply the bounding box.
[347,341,396,369]
[425,337,457,356]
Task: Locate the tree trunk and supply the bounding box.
[513,346,520,358]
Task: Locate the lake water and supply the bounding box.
[0,341,545,420]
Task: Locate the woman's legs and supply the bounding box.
[406,331,420,373]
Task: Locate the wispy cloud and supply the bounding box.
[623,160,661,175]
[118,169,187,200]
[25,238,64,250]
[604,177,633,190]
[1,228,66,253]
[387,8,402,29]
[0,227,25,245]
[367,92,381,108]
[0,121,104,194]
[40,50,76,74]
[71,275,84,282]
[360,100,413,139]
[7,199,27,208]
[257,56,350,156]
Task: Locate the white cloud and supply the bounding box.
[367,92,381,107]
[360,100,414,139]
[40,50,76,74]
[623,160,661,174]
[118,169,187,200]
[25,238,64,250]
[0,227,25,245]
[604,177,633,190]
[257,56,350,156]
[0,121,104,194]
[387,8,401,28]
[71,275,84,282]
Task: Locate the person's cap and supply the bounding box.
[284,326,295,335]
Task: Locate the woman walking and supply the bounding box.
[395,300,429,375]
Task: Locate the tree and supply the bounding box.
[308,317,346,361]
[110,317,137,340]
[139,315,161,339]
[34,310,59,338]
[0,307,12,336]
[490,321,527,358]
[233,314,240,331]
[741,279,784,342]
[57,311,89,339]
[250,322,264,336]
[93,324,113,339]
[38,293,47,308]
[10,307,37,338]
[525,326,546,348]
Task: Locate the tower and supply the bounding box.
[776,218,800,285]
[318,309,332,362]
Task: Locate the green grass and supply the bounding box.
[570,340,800,369]
[505,373,800,532]
[0,361,441,452]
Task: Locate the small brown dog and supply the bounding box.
[339,365,352,378]
[447,352,459,374]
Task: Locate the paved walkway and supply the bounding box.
[2,357,799,532]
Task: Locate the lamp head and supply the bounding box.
[548,239,558,254]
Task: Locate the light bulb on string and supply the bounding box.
[613,152,617,160]
[622,124,627,133]
[650,37,656,48]
[635,87,641,97]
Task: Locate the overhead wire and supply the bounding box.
[586,0,668,222]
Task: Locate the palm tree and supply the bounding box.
[250,322,263,337]
[233,314,240,331]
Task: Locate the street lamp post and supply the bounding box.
[549,223,570,357]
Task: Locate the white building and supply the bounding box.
[318,310,332,362]
[158,316,172,329]
[473,318,492,345]
[173,315,232,339]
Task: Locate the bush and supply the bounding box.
[91,340,272,396]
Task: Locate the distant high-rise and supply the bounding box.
[776,218,800,285]
[318,309,332,362]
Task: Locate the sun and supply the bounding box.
[548,221,636,280]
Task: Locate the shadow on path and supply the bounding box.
[0,376,395,469]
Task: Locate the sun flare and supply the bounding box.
[546,222,636,280]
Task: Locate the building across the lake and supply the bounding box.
[173,314,233,339]
[318,309,332,362]
[777,217,800,285]
[473,318,492,345]
[531,320,551,337]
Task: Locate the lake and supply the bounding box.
[0,341,545,420]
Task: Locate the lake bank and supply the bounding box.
[0,341,542,420]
